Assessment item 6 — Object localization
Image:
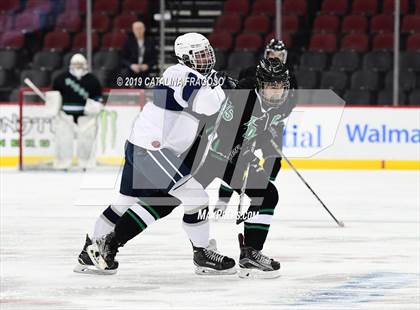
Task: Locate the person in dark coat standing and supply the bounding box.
[121,21,157,84]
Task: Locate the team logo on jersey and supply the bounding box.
[270,114,282,127]
[222,102,234,122]
[243,116,258,140]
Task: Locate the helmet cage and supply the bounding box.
[258,79,290,107]
[189,43,216,76]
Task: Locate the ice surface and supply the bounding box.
[1,169,419,309]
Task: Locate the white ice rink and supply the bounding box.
[1,169,419,310]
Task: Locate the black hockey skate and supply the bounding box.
[193,239,236,275]
[238,233,280,279]
[73,234,118,275]
[87,232,122,271]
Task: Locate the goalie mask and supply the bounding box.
[264,39,288,64]
[174,33,216,76]
[256,58,290,108]
[69,53,88,80]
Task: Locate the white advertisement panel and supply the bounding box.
[1,104,419,168]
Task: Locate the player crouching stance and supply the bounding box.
[74,33,235,275]
[51,54,104,170]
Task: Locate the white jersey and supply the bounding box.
[129,64,225,155]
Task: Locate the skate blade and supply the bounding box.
[238,268,280,279]
[195,266,237,275]
[73,263,117,275]
[86,244,109,270]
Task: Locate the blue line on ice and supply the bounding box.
[293,272,418,307]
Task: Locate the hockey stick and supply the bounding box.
[236,140,256,224]
[171,97,229,191]
[270,139,345,227]
[24,78,46,101]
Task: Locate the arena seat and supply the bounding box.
[400,51,420,72]
[320,70,348,94]
[407,34,420,51]
[342,15,368,34]
[371,15,394,34]
[113,14,138,32]
[294,69,318,88]
[235,33,262,50]
[92,13,110,33]
[214,14,242,34]
[252,0,276,16]
[351,70,379,90]
[341,33,369,52]
[243,15,271,34]
[362,51,392,72]
[0,31,25,49]
[313,15,340,33]
[402,15,420,34]
[321,0,348,15]
[224,0,249,16]
[377,90,406,105]
[14,12,41,32]
[300,51,327,71]
[72,32,100,50]
[282,15,299,33]
[382,0,408,14]
[344,90,372,105]
[32,50,62,71]
[0,50,17,70]
[122,0,148,15]
[372,33,394,51]
[282,0,306,16]
[309,33,337,52]
[208,32,233,51]
[20,69,50,87]
[102,31,126,50]
[56,13,82,33]
[331,51,360,72]
[385,70,416,92]
[94,0,119,15]
[0,0,20,14]
[352,0,377,16]
[43,31,71,50]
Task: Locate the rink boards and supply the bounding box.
[0,103,419,169]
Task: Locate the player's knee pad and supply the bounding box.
[169,177,209,209]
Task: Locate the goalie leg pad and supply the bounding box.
[53,112,76,169]
[77,115,98,169]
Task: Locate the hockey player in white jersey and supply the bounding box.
[74,33,236,275]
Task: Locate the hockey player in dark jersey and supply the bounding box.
[191,57,296,278]
[52,54,104,169]
[213,39,297,217]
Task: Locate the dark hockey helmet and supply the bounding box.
[256,58,290,108]
[264,38,287,64]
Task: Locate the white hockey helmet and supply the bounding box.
[174,32,215,76]
[69,53,88,80]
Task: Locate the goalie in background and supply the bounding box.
[50,53,104,170]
